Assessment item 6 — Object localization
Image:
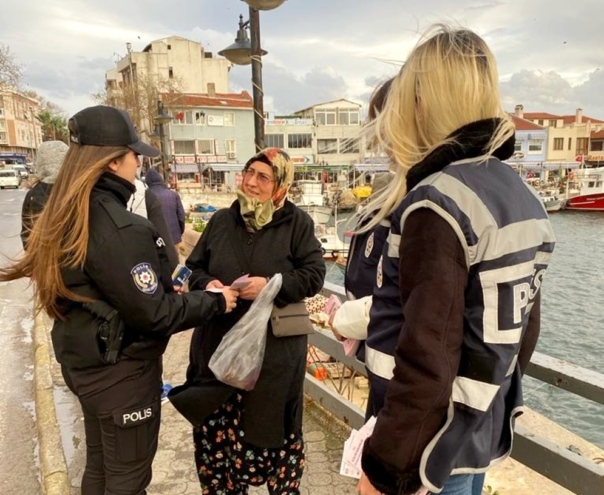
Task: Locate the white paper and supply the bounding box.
[339,416,377,479]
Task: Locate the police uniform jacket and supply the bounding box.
[361,119,556,494]
[169,199,325,448]
[51,173,226,369]
[331,215,390,360]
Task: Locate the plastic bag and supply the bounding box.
[209,274,283,391]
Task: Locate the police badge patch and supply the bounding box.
[131,263,158,294]
[364,233,375,258]
[376,255,383,288]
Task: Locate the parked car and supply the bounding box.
[0,169,20,189]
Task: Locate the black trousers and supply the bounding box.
[62,358,162,495]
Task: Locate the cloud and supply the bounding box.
[2,0,603,120]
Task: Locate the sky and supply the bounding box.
[3,0,604,119]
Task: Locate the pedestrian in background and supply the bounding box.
[144,167,186,254]
[169,148,325,495]
[0,105,238,495]
[20,140,68,249]
[357,25,555,495]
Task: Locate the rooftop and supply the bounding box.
[161,91,253,109]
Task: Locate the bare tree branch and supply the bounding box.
[0,43,23,90]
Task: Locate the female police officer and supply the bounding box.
[0,105,238,495]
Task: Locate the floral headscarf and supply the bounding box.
[237,147,294,232]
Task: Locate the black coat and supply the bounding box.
[52,174,226,369]
[21,181,52,249]
[170,200,325,448]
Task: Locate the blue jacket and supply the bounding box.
[145,169,185,244]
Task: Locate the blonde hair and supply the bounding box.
[360,24,514,231]
[0,144,130,319]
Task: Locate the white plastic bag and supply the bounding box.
[209,274,283,391]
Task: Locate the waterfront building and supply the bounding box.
[0,89,43,161]
[161,90,255,189]
[105,36,231,134]
[517,105,604,167]
[265,99,364,181]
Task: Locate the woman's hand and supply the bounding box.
[357,473,383,495]
[222,287,239,313]
[237,276,268,301]
[328,309,344,341]
[357,473,382,495]
[206,279,224,290]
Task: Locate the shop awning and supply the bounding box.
[207,164,246,172]
[173,164,207,173]
[353,163,392,172]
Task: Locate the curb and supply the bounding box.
[33,309,70,495]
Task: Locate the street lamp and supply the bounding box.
[154,100,172,182]
[219,0,287,152]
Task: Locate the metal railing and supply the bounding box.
[304,282,604,495]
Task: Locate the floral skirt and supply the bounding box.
[193,393,305,495]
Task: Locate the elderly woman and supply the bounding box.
[169,148,325,495]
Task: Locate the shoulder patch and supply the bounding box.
[130,263,158,294]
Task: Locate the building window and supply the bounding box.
[315,109,336,126]
[173,140,195,154]
[225,140,236,153]
[538,119,544,126]
[167,44,172,50]
[168,67,174,78]
[197,139,214,154]
[577,138,589,156]
[340,138,360,153]
[317,138,338,154]
[549,120,557,128]
[528,139,543,153]
[287,133,312,149]
[514,141,522,152]
[553,138,563,150]
[0,132,6,142]
[568,137,572,151]
[591,141,603,151]
[265,134,284,148]
[0,120,4,129]
[224,112,235,126]
[172,111,193,125]
[337,109,360,125]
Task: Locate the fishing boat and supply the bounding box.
[315,224,349,259]
[541,195,562,213]
[564,167,604,211]
[293,180,332,224]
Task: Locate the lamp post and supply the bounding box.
[219,0,287,152]
[154,100,172,182]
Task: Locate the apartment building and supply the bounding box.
[263,99,363,179]
[106,36,230,95]
[161,91,255,188]
[516,105,604,165]
[0,89,43,159]
[105,36,231,134]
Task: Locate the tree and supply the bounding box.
[92,73,185,136]
[0,43,22,90]
[36,108,68,143]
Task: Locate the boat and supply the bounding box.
[541,196,562,213]
[315,224,349,259]
[293,180,333,223]
[298,204,333,224]
[564,167,604,211]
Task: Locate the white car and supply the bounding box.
[0,169,20,189]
